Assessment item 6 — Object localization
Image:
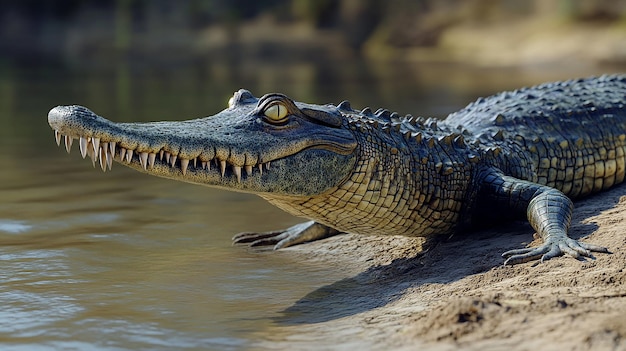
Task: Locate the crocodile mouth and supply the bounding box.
[52,129,315,183]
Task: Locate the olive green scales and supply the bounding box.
[48,75,625,265]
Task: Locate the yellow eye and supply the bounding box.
[264,103,289,122]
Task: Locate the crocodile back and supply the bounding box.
[445,75,626,198]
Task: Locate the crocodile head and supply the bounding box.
[48,90,358,197]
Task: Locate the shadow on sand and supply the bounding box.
[274,182,625,325]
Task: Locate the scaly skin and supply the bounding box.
[48,75,626,265]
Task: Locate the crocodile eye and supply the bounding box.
[263,103,289,123]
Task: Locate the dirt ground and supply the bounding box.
[257,182,626,350]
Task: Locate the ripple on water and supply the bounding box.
[0,220,32,234]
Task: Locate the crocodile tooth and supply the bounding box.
[245,165,252,176]
[165,152,171,164]
[266,161,271,170]
[170,155,177,167]
[119,147,127,162]
[126,149,133,163]
[201,161,207,170]
[79,137,88,158]
[99,147,107,172]
[258,164,263,175]
[180,159,189,175]
[159,150,164,161]
[220,160,226,177]
[87,144,96,167]
[140,152,148,170]
[109,142,116,158]
[148,153,156,168]
[64,135,73,153]
[101,142,109,169]
[106,148,113,170]
[193,157,197,168]
[233,166,242,183]
[91,138,100,162]
[54,130,61,146]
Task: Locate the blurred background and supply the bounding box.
[0,1,625,350]
[4,0,626,66]
[2,0,626,132]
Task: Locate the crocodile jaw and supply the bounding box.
[48,101,357,197]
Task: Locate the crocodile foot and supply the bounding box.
[232,221,340,249]
[502,238,610,265]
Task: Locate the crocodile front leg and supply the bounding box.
[502,188,610,264]
[232,221,341,249]
[476,169,610,265]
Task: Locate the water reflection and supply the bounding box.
[0,220,32,234]
[0,58,618,349]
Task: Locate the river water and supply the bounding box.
[0,58,615,350]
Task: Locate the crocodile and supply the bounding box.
[47,75,626,265]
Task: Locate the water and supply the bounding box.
[0,58,618,349]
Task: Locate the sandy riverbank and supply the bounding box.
[255,182,626,350]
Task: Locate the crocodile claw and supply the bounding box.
[232,221,340,249]
[502,238,610,265]
[232,230,293,248]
